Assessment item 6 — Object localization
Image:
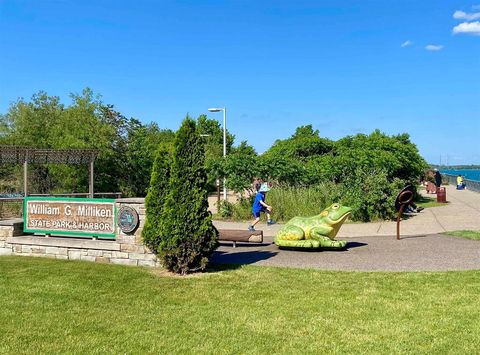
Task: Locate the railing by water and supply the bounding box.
[443,174,480,193]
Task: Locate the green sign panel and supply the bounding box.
[24,197,116,239]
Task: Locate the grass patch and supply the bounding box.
[415,195,448,208]
[445,230,480,241]
[2,256,480,353]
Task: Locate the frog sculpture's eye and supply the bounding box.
[332,203,340,210]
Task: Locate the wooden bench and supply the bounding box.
[218,229,263,248]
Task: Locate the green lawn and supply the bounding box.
[415,195,448,208]
[445,230,480,241]
[1,257,480,353]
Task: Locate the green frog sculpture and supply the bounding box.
[274,203,351,250]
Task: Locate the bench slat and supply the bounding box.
[218,229,263,243]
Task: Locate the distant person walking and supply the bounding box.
[434,169,442,189]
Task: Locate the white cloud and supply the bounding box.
[425,44,444,51]
[401,40,413,47]
[453,21,480,35]
[453,10,480,20]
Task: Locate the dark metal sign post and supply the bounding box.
[395,190,414,240]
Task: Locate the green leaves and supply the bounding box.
[0,89,173,196]
[155,117,218,274]
[142,144,172,253]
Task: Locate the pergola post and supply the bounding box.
[23,159,28,197]
[89,156,94,198]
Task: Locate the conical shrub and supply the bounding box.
[159,117,218,274]
[142,144,171,253]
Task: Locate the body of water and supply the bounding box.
[441,169,480,182]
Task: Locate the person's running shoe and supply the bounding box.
[267,220,277,226]
[248,225,255,232]
[416,206,424,212]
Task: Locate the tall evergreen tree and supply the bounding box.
[159,117,218,274]
[142,144,172,253]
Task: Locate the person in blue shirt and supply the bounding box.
[248,183,275,232]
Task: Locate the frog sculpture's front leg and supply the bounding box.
[310,227,347,249]
[274,224,321,249]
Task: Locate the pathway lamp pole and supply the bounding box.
[208,107,227,201]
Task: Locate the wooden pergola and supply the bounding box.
[0,146,99,197]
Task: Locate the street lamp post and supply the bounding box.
[208,107,227,201]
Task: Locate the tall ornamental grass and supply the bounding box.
[220,170,405,222]
[221,183,341,222]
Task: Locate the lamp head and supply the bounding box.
[208,108,222,112]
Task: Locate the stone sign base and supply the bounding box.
[0,198,160,267]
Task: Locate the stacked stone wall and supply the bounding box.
[0,198,160,267]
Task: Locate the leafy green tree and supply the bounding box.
[0,92,66,193]
[197,114,235,191]
[124,121,174,196]
[0,88,175,197]
[221,141,258,194]
[142,144,172,253]
[159,117,218,274]
[264,125,333,161]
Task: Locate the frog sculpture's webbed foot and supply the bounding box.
[275,239,321,249]
[318,237,347,249]
[310,227,347,250]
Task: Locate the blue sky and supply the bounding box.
[1,0,479,164]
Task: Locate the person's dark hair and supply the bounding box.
[253,178,263,192]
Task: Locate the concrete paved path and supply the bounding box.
[211,234,480,271]
[213,185,480,238]
[211,186,480,271]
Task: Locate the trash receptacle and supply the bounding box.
[437,187,446,203]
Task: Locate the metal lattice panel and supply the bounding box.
[0,146,98,165]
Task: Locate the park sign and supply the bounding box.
[24,197,116,238]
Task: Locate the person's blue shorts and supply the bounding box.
[252,209,266,218]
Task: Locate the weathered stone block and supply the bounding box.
[120,244,140,253]
[55,255,69,260]
[0,248,12,256]
[117,235,136,244]
[144,253,157,261]
[45,247,68,255]
[22,245,32,253]
[128,253,146,260]
[138,260,156,267]
[68,250,82,260]
[112,251,128,259]
[14,245,22,253]
[0,241,5,248]
[95,256,110,263]
[87,250,104,257]
[110,258,138,266]
[31,247,46,254]
[0,228,12,238]
[6,236,121,251]
[80,255,96,262]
